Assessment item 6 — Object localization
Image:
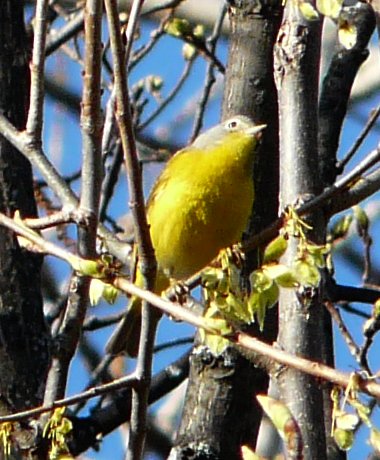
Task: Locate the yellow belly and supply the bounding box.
[148,170,253,280]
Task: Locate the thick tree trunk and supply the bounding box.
[274,4,328,459]
[0,0,49,442]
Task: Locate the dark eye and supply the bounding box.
[227,119,239,130]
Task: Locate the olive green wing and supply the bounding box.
[146,145,203,211]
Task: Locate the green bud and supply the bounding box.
[182,42,197,60]
[299,1,320,20]
[329,214,353,241]
[257,395,298,441]
[374,298,380,318]
[335,413,359,431]
[165,18,193,38]
[316,0,343,18]
[333,428,354,451]
[71,257,101,277]
[370,428,380,452]
[353,205,369,235]
[193,24,205,39]
[146,75,163,93]
[293,259,321,287]
[263,235,288,263]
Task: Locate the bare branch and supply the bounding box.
[325,301,367,373]
[46,9,85,56]
[138,57,195,131]
[319,1,375,185]
[338,103,380,171]
[104,0,157,458]
[42,0,105,409]
[26,0,50,141]
[79,0,103,234]
[0,113,128,259]
[0,373,138,423]
[190,2,226,141]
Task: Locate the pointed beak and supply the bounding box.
[246,124,267,137]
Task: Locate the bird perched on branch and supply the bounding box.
[106,115,266,357]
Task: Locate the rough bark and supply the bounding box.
[0,0,49,418]
[274,3,328,458]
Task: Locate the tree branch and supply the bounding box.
[104,0,158,458]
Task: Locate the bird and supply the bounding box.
[106,115,266,356]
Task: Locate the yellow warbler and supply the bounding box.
[106,116,266,356]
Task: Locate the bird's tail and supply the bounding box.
[105,269,168,357]
[105,296,142,357]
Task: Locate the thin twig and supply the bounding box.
[360,305,380,372]
[46,9,85,56]
[328,166,380,217]
[24,210,77,229]
[99,143,124,222]
[35,169,82,188]
[73,349,115,415]
[104,0,154,288]
[124,0,144,63]
[71,350,190,456]
[0,212,77,262]
[130,13,170,70]
[338,302,370,319]
[0,373,138,423]
[237,334,380,398]
[0,114,78,206]
[190,2,226,141]
[338,102,380,170]
[359,226,373,284]
[141,0,185,16]
[26,0,50,141]
[100,89,118,224]
[181,34,225,74]
[304,144,380,215]
[0,113,128,258]
[43,76,81,119]
[325,301,369,373]
[83,312,125,331]
[138,57,195,131]
[243,144,380,254]
[153,337,194,353]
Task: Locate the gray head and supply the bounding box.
[192,116,266,150]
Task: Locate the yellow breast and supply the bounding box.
[147,131,256,280]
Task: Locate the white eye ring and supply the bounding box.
[227,119,239,130]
